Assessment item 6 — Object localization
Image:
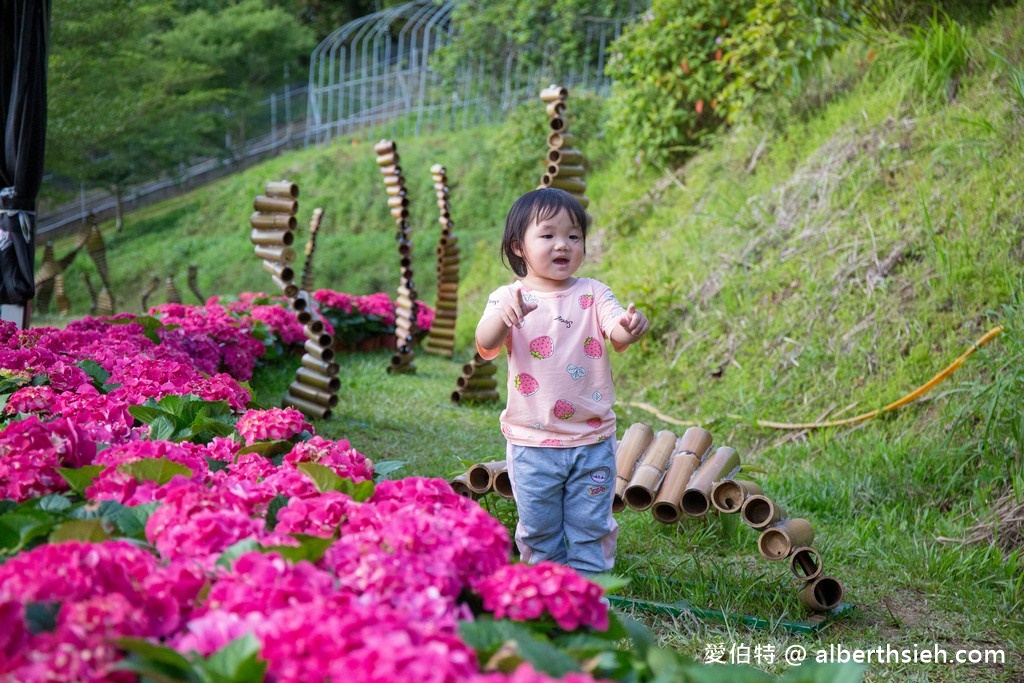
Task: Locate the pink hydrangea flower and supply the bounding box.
[236,407,313,446]
[283,436,374,483]
[472,562,609,632]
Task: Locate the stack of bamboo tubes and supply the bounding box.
[300,208,324,293]
[187,264,205,303]
[165,275,182,304]
[34,242,58,313]
[449,460,514,500]
[374,139,418,375]
[422,164,460,357]
[537,85,589,209]
[451,353,500,404]
[249,180,340,420]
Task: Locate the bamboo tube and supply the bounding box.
[376,152,397,166]
[390,207,409,220]
[458,375,497,391]
[435,299,458,312]
[292,295,308,311]
[452,389,500,403]
[301,356,339,376]
[261,259,294,281]
[288,381,339,408]
[165,276,182,304]
[385,186,407,199]
[379,164,401,176]
[303,341,335,362]
[711,479,763,514]
[789,547,823,582]
[436,198,451,212]
[395,294,415,310]
[303,325,332,347]
[251,229,294,247]
[284,393,332,420]
[492,468,513,498]
[250,212,297,230]
[430,162,445,174]
[540,85,568,102]
[373,139,395,154]
[187,264,204,303]
[449,472,476,499]
[798,576,844,612]
[547,131,575,149]
[467,460,506,493]
[681,446,740,517]
[253,196,297,214]
[388,195,409,209]
[382,173,401,186]
[427,326,456,340]
[265,181,298,199]
[758,518,815,561]
[300,208,324,293]
[550,164,586,178]
[549,176,587,194]
[295,366,341,391]
[54,273,71,315]
[623,430,678,511]
[545,100,566,118]
[424,342,456,356]
[271,276,298,298]
[576,195,589,209]
[461,360,497,377]
[439,234,459,249]
[549,116,565,132]
[96,287,114,317]
[740,494,787,530]
[254,245,296,263]
[548,149,584,166]
[649,427,713,522]
[612,423,655,512]
[295,309,312,325]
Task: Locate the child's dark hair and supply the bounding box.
[501,188,589,277]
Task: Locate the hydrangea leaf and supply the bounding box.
[57,465,104,497]
[49,518,110,543]
[195,632,267,683]
[119,458,194,485]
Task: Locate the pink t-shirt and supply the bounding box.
[478,278,626,447]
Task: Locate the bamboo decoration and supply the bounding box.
[651,426,714,524]
[758,518,815,561]
[789,546,823,582]
[623,430,679,511]
[53,273,70,316]
[141,276,160,312]
[423,164,459,358]
[82,271,97,313]
[451,352,500,404]
[85,224,109,289]
[96,287,115,317]
[711,478,764,514]
[165,275,182,304]
[33,242,58,313]
[187,264,205,303]
[455,460,514,499]
[613,422,655,512]
[681,446,741,517]
[300,208,325,293]
[375,139,418,375]
[536,84,589,208]
[448,473,477,499]
[247,180,341,420]
[798,576,845,612]
[740,494,788,531]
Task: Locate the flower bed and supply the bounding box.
[0,301,852,682]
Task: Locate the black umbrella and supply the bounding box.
[0,0,51,317]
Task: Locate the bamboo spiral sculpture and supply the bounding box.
[187,264,205,303]
[164,275,182,305]
[455,422,845,614]
[249,180,340,420]
[451,352,500,404]
[374,139,418,375]
[33,242,58,313]
[422,164,459,358]
[300,208,324,294]
[537,85,589,209]
[85,224,110,290]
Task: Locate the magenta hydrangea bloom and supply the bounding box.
[274,491,355,537]
[283,436,374,483]
[86,438,212,504]
[472,562,609,632]
[0,415,96,500]
[236,407,313,446]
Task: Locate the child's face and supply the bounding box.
[515,208,585,290]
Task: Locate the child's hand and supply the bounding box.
[618,303,650,341]
[499,287,538,329]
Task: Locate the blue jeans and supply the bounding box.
[507,440,619,574]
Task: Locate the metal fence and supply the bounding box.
[305,0,634,145]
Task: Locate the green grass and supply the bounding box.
[33,4,1024,680]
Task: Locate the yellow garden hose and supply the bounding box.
[624,326,1004,431]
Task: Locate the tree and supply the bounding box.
[159,0,316,159]
[47,0,223,227]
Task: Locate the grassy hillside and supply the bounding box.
[36,4,1024,679]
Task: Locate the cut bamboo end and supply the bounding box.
[374,139,396,154]
[254,245,296,264]
[798,576,844,612]
[253,196,297,214]
[449,473,478,499]
[283,392,332,420]
[251,212,297,231]
[467,460,505,494]
[711,479,763,514]
[303,340,335,362]
[452,389,500,404]
[540,85,568,102]
[295,366,341,392]
[264,180,298,199]
[789,546,823,582]
[757,518,815,561]
[492,469,513,498]
[740,494,787,530]
[681,445,740,518]
[287,381,339,408]
[301,355,340,376]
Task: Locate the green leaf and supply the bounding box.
[109,315,168,344]
[57,465,105,496]
[49,518,111,543]
[113,636,199,681]
[115,503,160,539]
[69,499,127,521]
[25,601,61,634]
[238,440,293,459]
[196,633,267,683]
[147,415,178,442]
[76,359,113,391]
[372,459,406,480]
[265,494,289,531]
[296,462,343,492]
[120,458,194,485]
[0,510,59,554]
[263,533,335,564]
[36,494,73,514]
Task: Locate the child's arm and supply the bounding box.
[475,287,537,359]
[609,303,650,352]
